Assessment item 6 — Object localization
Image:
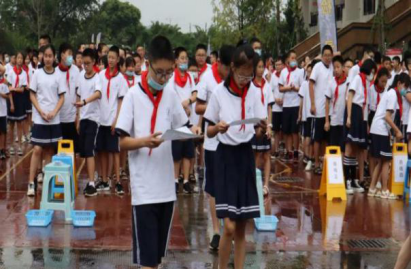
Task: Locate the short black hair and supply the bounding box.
[382,56,391,63]
[109,45,120,57]
[393,56,401,63]
[132,52,142,60]
[99,55,108,69]
[332,55,344,65]
[219,45,235,66]
[253,54,265,75]
[250,37,261,46]
[58,42,73,62]
[286,50,297,59]
[322,45,333,55]
[125,56,135,67]
[40,34,51,44]
[188,57,197,68]
[224,44,255,87]
[391,72,411,89]
[344,58,354,65]
[174,46,187,59]
[275,56,285,64]
[211,50,219,58]
[148,35,174,63]
[195,44,207,53]
[75,50,82,58]
[118,57,125,68]
[374,67,390,86]
[360,59,377,75]
[82,48,96,61]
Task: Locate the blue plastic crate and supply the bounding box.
[254,215,278,232]
[72,210,96,227]
[26,210,54,227]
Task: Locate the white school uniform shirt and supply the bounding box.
[309,61,333,118]
[347,63,361,85]
[279,67,304,108]
[0,81,9,117]
[197,68,221,151]
[325,77,348,126]
[57,65,80,123]
[7,68,28,89]
[271,72,284,112]
[4,63,13,78]
[368,84,387,112]
[349,74,370,121]
[204,83,266,146]
[166,71,196,104]
[401,88,411,125]
[30,68,67,125]
[115,84,188,206]
[191,64,212,126]
[250,79,274,118]
[76,72,102,123]
[98,69,128,126]
[298,80,312,122]
[124,74,141,89]
[370,89,397,136]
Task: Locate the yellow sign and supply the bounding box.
[319,146,347,201]
[56,140,78,197]
[389,143,407,196]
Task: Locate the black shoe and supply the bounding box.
[209,234,220,251]
[183,182,192,194]
[189,173,196,183]
[115,182,124,195]
[96,181,110,191]
[176,182,179,194]
[293,151,299,163]
[84,183,97,197]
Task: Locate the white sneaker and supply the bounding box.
[352,179,364,193]
[37,172,43,183]
[27,183,35,196]
[346,180,354,195]
[376,181,382,189]
[305,160,313,171]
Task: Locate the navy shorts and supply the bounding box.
[79,119,98,158]
[96,125,120,153]
[282,107,299,134]
[329,125,344,149]
[132,202,174,267]
[303,118,314,138]
[204,149,218,197]
[61,122,79,153]
[369,134,392,160]
[171,140,195,161]
[272,111,283,132]
[31,124,62,147]
[311,117,329,142]
[0,117,6,134]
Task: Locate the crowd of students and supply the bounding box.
[1,33,411,269]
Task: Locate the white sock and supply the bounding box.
[89,181,95,187]
[175,179,179,183]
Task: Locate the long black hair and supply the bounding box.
[224,44,255,88]
[390,73,411,89]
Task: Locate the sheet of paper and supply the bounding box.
[161,127,200,141]
[229,118,262,126]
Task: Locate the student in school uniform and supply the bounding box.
[343,59,377,195]
[96,45,127,195]
[166,47,198,194]
[271,57,285,158]
[325,55,348,150]
[298,60,318,171]
[124,56,140,89]
[4,55,15,77]
[251,55,274,197]
[116,36,199,269]
[0,76,10,159]
[369,73,410,199]
[195,44,212,84]
[22,53,33,143]
[398,72,411,143]
[133,53,142,80]
[57,43,80,153]
[136,45,148,72]
[27,44,67,196]
[279,50,304,162]
[392,56,403,78]
[7,51,28,156]
[347,47,374,85]
[309,45,334,174]
[74,48,102,197]
[204,44,267,269]
[344,58,354,78]
[74,51,83,72]
[195,45,234,251]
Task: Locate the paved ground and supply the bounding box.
[0,141,410,268]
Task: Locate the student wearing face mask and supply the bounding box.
[133,53,142,80]
[124,56,140,89]
[165,47,198,194]
[116,36,200,269]
[57,43,80,155]
[343,59,377,194]
[250,37,262,57]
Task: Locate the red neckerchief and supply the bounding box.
[105,67,119,101]
[197,64,208,83]
[253,78,266,105]
[395,87,403,118]
[124,74,135,88]
[212,63,222,83]
[229,77,249,132]
[286,66,296,84]
[274,70,281,78]
[58,63,70,91]
[358,61,363,67]
[22,65,30,85]
[359,73,368,112]
[141,71,164,156]
[0,77,5,84]
[13,66,22,88]
[333,75,347,108]
[375,84,384,106]
[174,68,192,88]
[93,65,100,73]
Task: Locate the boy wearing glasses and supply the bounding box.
[116,36,199,269]
[96,45,127,194]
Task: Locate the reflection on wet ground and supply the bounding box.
[0,145,410,268]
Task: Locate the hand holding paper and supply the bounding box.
[228,118,263,126]
[161,126,201,141]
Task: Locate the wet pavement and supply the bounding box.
[0,142,410,268]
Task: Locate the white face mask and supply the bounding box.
[367,73,374,82]
[5,57,10,63]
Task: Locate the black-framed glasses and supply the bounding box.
[150,63,174,80]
